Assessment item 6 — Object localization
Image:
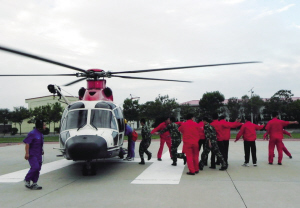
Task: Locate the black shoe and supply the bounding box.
[186,172,195,175]
[269,163,273,165]
[289,156,292,159]
[157,158,162,161]
[147,153,152,161]
[171,162,177,166]
[183,155,187,165]
[278,163,282,165]
[195,171,199,174]
[219,166,227,171]
[204,161,208,166]
[209,166,216,169]
[139,159,145,165]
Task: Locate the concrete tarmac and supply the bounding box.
[0,140,299,208]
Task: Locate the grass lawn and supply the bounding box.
[0,133,299,143]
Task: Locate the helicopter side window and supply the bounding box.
[90,109,117,130]
[68,102,85,110]
[113,107,124,132]
[61,110,88,130]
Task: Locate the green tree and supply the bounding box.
[139,95,179,127]
[10,106,30,135]
[286,100,300,123]
[50,103,64,133]
[0,108,11,135]
[180,103,200,120]
[263,90,294,119]
[123,98,140,122]
[250,95,264,123]
[199,91,225,116]
[226,97,241,121]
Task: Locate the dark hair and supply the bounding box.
[202,116,209,122]
[272,111,279,117]
[170,116,177,122]
[245,116,251,121]
[140,118,146,124]
[219,115,226,120]
[35,120,44,129]
[186,113,194,120]
[212,113,219,120]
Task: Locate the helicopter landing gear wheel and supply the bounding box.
[82,161,97,176]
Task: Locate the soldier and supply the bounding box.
[199,116,227,171]
[159,117,186,166]
[138,118,152,165]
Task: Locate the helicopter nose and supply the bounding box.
[65,135,107,160]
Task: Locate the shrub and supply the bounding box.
[11,128,18,135]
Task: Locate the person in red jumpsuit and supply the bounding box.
[265,111,298,165]
[178,113,201,175]
[219,115,242,165]
[235,117,265,166]
[264,129,293,159]
[151,117,172,161]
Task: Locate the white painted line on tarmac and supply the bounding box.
[0,159,75,183]
[131,150,185,185]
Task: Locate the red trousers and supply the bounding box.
[157,137,172,159]
[184,143,199,173]
[268,139,284,163]
[273,143,291,157]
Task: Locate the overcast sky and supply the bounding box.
[0,0,299,110]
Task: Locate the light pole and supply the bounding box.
[248,87,254,123]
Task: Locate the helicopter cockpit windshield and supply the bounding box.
[62,109,88,130]
[90,109,117,129]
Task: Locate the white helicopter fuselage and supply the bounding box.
[59,100,125,161]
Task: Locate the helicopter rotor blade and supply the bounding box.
[0,74,76,76]
[110,61,261,74]
[110,75,191,83]
[0,45,87,73]
[63,78,86,86]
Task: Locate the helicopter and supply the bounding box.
[0,45,260,175]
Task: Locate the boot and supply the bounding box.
[183,155,187,165]
[139,158,145,165]
[171,158,177,166]
[147,152,152,161]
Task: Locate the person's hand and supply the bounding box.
[42,150,44,155]
[25,153,29,160]
[234,139,238,143]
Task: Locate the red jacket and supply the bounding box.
[151,122,171,140]
[178,119,201,145]
[265,118,290,140]
[198,121,205,140]
[211,120,223,141]
[235,121,264,141]
[219,119,242,141]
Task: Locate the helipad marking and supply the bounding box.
[0,159,75,183]
[131,151,185,184]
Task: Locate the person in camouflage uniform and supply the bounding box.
[139,118,152,165]
[159,117,186,166]
[199,117,227,171]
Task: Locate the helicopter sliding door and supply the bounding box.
[113,107,125,145]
